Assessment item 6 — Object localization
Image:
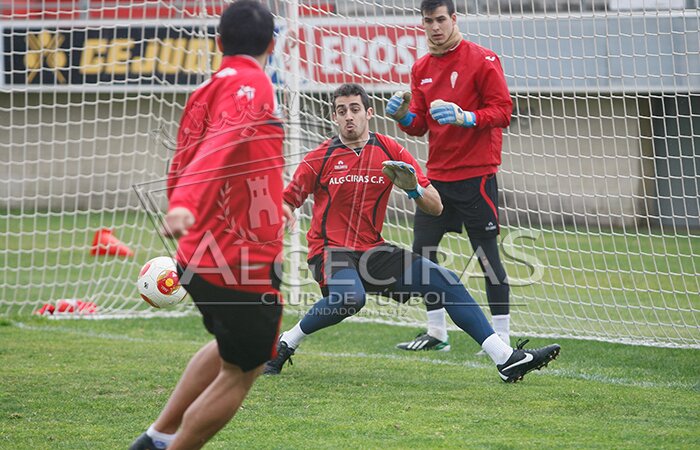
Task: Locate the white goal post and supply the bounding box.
[0,1,698,348]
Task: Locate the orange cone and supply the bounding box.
[90,228,134,257]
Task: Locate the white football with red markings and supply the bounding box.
[137,256,187,309]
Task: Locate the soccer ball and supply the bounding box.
[137,256,187,309]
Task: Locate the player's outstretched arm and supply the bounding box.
[382,161,442,216]
[415,185,442,216]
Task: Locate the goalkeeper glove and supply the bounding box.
[386,91,416,127]
[382,160,424,199]
[429,100,476,127]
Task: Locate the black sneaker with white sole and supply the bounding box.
[128,432,168,450]
[497,339,560,383]
[396,332,451,352]
[263,338,295,375]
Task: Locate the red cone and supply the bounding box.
[35,303,56,315]
[34,300,98,315]
[90,228,134,257]
[56,299,98,314]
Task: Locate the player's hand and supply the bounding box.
[162,207,195,239]
[429,100,476,127]
[386,91,415,126]
[386,91,411,119]
[282,203,296,230]
[382,160,418,191]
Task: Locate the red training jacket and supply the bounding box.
[284,132,430,260]
[399,40,513,182]
[167,55,285,292]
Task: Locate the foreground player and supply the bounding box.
[264,84,559,382]
[129,2,284,449]
[387,0,514,352]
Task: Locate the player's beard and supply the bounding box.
[341,123,361,142]
[342,129,358,141]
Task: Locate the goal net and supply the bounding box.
[1,1,698,348]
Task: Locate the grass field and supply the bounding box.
[2,210,699,447]
[1,314,699,449]
[2,210,698,346]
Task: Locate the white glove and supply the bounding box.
[382,160,418,191]
[429,100,476,127]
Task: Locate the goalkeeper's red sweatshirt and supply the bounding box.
[166,55,285,292]
[283,132,430,261]
[399,40,513,182]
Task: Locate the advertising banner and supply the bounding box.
[1,19,426,91]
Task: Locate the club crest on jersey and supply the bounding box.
[450,71,458,89]
[334,160,348,171]
[237,85,256,101]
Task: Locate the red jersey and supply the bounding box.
[399,40,513,182]
[284,132,430,260]
[167,55,284,292]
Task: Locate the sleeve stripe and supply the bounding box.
[303,160,318,175]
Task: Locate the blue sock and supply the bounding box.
[395,258,495,345]
[299,268,366,334]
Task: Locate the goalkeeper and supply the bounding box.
[386,0,514,353]
[264,83,559,382]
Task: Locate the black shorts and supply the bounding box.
[307,244,420,299]
[415,174,500,240]
[177,267,283,372]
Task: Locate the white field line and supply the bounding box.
[13,321,154,343]
[303,351,697,390]
[12,322,696,391]
[47,311,700,350]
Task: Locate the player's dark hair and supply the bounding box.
[219,1,274,57]
[420,0,455,15]
[332,84,371,110]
